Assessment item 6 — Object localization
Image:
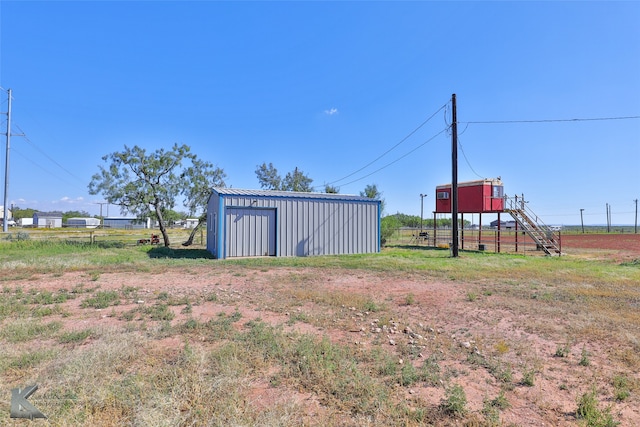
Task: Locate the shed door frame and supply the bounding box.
[224,206,277,258]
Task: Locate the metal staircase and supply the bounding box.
[504,196,562,256]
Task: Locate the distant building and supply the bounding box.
[0,206,11,220]
[17,218,33,227]
[66,217,101,228]
[490,220,517,229]
[102,217,150,229]
[184,218,200,229]
[33,211,63,228]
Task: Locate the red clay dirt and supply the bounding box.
[560,233,640,261]
[14,246,640,427]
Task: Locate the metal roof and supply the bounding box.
[34,211,63,218]
[212,188,378,203]
[436,178,503,189]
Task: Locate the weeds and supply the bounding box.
[441,384,467,417]
[576,388,619,427]
[0,319,62,343]
[521,368,536,387]
[404,293,415,305]
[1,238,639,426]
[612,375,631,401]
[482,390,510,425]
[81,290,120,309]
[142,304,175,321]
[59,329,93,344]
[579,346,591,366]
[494,340,509,354]
[555,343,571,358]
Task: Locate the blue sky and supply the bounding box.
[1,1,638,225]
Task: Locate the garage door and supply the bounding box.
[225,207,276,257]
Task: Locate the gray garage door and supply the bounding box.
[225,207,276,257]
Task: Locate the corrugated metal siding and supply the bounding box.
[225,208,276,257]
[207,189,379,259]
[207,194,220,258]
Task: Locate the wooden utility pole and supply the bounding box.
[580,208,585,234]
[3,89,12,233]
[451,94,459,257]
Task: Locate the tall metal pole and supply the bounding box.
[634,199,638,234]
[451,94,459,257]
[420,194,426,232]
[580,208,584,234]
[3,89,12,233]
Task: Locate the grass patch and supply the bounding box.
[81,290,120,309]
[59,329,93,344]
[0,319,63,343]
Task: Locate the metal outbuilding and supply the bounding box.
[33,211,63,228]
[102,217,150,229]
[207,188,380,259]
[66,217,102,228]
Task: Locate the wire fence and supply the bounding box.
[0,228,206,247]
[386,227,559,255]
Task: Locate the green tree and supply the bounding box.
[88,143,225,247]
[181,157,226,246]
[62,210,91,223]
[360,184,385,214]
[255,162,282,190]
[380,215,400,246]
[282,167,313,192]
[255,163,313,192]
[324,184,339,194]
[10,206,37,220]
[150,208,184,227]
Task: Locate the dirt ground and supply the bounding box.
[560,233,640,262]
[17,235,640,426]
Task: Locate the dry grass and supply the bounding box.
[1,235,639,426]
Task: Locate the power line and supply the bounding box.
[11,146,86,192]
[14,124,85,183]
[324,102,448,187]
[457,137,484,179]
[332,127,449,189]
[461,115,640,124]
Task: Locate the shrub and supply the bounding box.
[576,389,619,427]
[555,343,571,358]
[522,368,535,387]
[612,375,631,401]
[441,384,467,417]
[579,346,591,366]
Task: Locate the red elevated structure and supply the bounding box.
[430,177,561,256]
[435,178,504,214]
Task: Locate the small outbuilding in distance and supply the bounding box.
[33,211,63,228]
[206,188,381,259]
[66,217,102,228]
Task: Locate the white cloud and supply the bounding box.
[57,196,84,204]
[324,108,339,116]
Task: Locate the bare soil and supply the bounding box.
[16,246,640,426]
[560,233,640,264]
